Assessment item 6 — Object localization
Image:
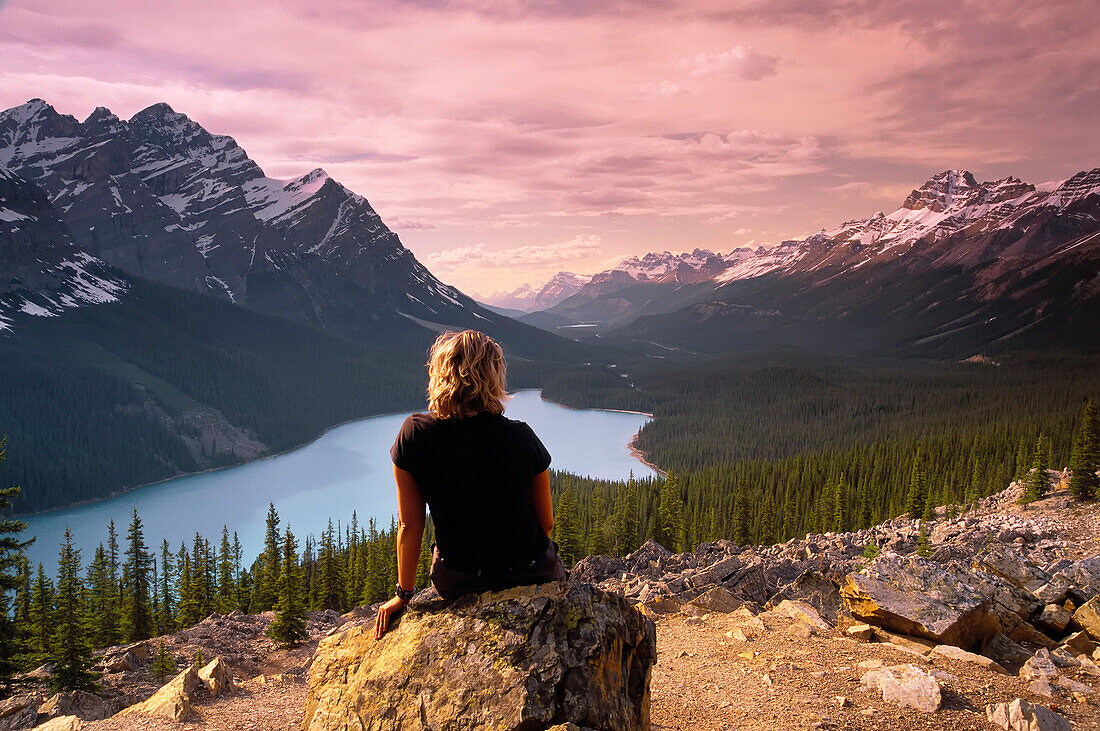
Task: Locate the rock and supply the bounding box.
[1020,649,1059,683]
[1008,622,1057,649]
[1055,675,1093,694]
[1061,630,1095,656]
[770,599,830,630]
[1050,646,1080,668]
[690,556,742,588]
[930,644,1007,674]
[1035,604,1072,635]
[1034,575,1074,606]
[34,718,82,731]
[685,586,741,614]
[765,570,844,623]
[1028,677,1055,698]
[1059,557,1100,601]
[1072,595,1100,641]
[976,549,1050,593]
[103,651,135,673]
[37,691,116,721]
[986,698,1070,731]
[876,629,935,657]
[841,554,999,649]
[983,633,1033,666]
[303,581,656,731]
[846,623,874,641]
[859,664,942,712]
[0,695,38,731]
[641,595,680,615]
[788,621,815,639]
[198,657,233,697]
[116,664,200,722]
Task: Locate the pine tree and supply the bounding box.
[250,504,281,613]
[150,639,176,682]
[758,492,776,545]
[1021,434,1052,504]
[86,543,119,649]
[49,529,97,692]
[832,475,847,534]
[859,484,873,529]
[0,438,32,693]
[216,528,234,614]
[615,481,639,555]
[314,520,343,611]
[1069,400,1099,500]
[176,544,199,627]
[268,528,308,648]
[29,564,53,665]
[655,475,684,552]
[122,510,154,641]
[906,449,927,518]
[732,488,747,545]
[156,540,175,634]
[555,486,584,566]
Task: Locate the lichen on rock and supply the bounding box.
[303,580,656,730]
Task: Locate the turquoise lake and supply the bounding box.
[23,390,656,572]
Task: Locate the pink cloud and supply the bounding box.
[0,0,1095,292]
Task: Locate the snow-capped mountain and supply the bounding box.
[0,99,504,343]
[543,168,1100,354]
[480,271,592,312]
[0,168,126,332]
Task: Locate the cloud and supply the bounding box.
[426,234,602,270]
[676,46,781,81]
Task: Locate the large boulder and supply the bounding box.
[116,663,200,722]
[841,554,999,649]
[303,581,656,731]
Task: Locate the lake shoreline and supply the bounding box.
[20,389,659,519]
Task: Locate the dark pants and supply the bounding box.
[430,543,567,599]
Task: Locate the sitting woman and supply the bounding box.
[374,329,566,639]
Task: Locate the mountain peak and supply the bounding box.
[903,169,979,211]
[132,102,178,120]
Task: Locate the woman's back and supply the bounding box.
[391,411,551,573]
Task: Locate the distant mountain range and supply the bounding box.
[520,169,1100,355]
[477,271,592,312]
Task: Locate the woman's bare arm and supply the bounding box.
[375,465,426,639]
[532,469,554,537]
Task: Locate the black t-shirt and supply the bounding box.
[390,411,552,573]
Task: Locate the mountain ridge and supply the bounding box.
[0,98,571,355]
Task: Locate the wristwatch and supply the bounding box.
[395,584,415,602]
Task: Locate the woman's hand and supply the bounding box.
[374,596,406,640]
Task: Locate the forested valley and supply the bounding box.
[1,342,1099,693]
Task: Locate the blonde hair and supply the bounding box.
[427,330,508,419]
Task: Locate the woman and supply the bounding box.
[374,329,566,639]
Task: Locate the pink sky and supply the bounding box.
[2,0,1097,294]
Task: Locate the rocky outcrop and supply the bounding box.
[303,581,656,731]
[34,717,82,731]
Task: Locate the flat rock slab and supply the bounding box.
[986,698,1071,731]
[303,581,656,731]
